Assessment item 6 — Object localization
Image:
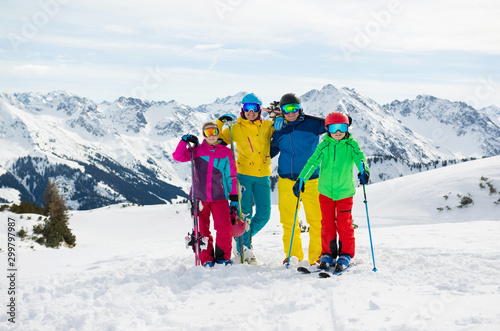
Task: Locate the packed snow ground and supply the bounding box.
[1,156,500,330]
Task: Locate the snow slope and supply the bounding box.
[1,156,500,330]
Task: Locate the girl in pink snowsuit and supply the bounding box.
[172,122,238,266]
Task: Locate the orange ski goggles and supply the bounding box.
[203,127,219,137]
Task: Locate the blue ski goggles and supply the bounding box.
[242,103,261,112]
[328,123,348,133]
[280,103,301,114]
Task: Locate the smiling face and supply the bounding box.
[245,110,259,121]
[329,130,346,140]
[284,111,299,123]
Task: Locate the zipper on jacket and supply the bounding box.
[247,137,254,153]
[289,130,295,180]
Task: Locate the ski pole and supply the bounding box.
[286,187,301,269]
[189,143,201,266]
[360,162,377,272]
[224,118,245,264]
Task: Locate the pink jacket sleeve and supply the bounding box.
[172,140,194,162]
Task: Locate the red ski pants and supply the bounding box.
[319,194,355,258]
[199,199,232,264]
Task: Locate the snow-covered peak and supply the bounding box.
[387,94,476,120]
[481,104,500,127]
[212,91,247,106]
[1,86,499,209]
[385,95,500,157]
[0,91,94,117]
[300,85,448,163]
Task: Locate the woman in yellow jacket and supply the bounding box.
[217,93,274,264]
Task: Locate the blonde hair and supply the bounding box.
[202,121,218,131]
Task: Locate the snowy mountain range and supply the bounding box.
[1,86,499,209]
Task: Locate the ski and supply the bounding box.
[318,263,355,278]
[187,143,202,266]
[297,266,333,274]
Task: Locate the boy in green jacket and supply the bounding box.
[294,112,370,272]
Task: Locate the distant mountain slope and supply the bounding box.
[1,87,498,209]
[385,95,500,157]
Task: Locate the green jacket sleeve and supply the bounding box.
[351,140,369,174]
[298,142,326,182]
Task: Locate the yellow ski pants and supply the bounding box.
[278,177,322,263]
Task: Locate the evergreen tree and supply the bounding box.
[41,179,76,248]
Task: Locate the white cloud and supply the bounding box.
[0,0,498,108]
[12,64,51,75]
[104,25,137,35]
[194,44,223,50]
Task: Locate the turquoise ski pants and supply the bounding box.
[235,174,271,251]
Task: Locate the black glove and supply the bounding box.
[181,134,199,147]
[292,178,305,198]
[219,113,237,123]
[358,171,370,185]
[229,194,239,214]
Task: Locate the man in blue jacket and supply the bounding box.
[270,93,326,265]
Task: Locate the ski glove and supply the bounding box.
[274,117,284,131]
[181,134,199,147]
[219,113,237,123]
[358,171,370,185]
[292,178,305,198]
[229,194,239,214]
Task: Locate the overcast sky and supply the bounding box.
[1,0,499,108]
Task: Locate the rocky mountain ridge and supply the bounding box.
[1,87,498,209]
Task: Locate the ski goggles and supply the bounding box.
[328,123,348,133]
[242,103,261,112]
[202,127,219,137]
[281,103,301,114]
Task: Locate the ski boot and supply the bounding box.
[215,259,233,266]
[243,246,257,265]
[335,255,351,272]
[318,254,335,270]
